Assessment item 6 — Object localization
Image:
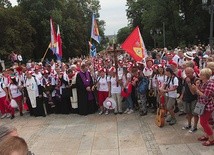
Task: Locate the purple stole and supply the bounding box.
[79,71,94,101]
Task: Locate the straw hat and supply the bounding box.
[184,52,194,60]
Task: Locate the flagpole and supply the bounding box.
[89,38,92,56]
[113,43,119,87]
[89,12,93,56]
[41,43,50,62]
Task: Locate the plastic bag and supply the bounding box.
[10,99,18,108]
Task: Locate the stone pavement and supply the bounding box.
[1,111,214,155]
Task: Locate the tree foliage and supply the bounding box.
[126,0,210,49]
[0,0,105,60]
[0,0,11,8]
[0,6,35,59]
[117,26,132,44]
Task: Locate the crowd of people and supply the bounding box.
[0,45,214,147]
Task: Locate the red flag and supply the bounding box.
[50,18,57,55]
[57,25,62,58]
[50,18,57,49]
[121,26,147,61]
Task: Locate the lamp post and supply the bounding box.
[202,0,214,53]
[163,22,166,48]
[150,28,162,49]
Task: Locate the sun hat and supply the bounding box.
[127,73,132,78]
[108,67,116,73]
[98,68,106,73]
[26,70,33,75]
[168,61,177,67]
[203,54,209,58]
[103,97,116,110]
[184,52,194,60]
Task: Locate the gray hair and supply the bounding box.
[185,67,194,73]
[0,125,17,140]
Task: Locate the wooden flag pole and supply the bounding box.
[90,39,97,83]
[89,38,92,56]
[106,45,124,87]
[41,43,50,62]
[113,44,119,87]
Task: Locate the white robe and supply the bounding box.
[25,77,38,108]
[70,73,78,109]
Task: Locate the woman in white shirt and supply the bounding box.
[8,77,23,119]
[108,67,123,114]
[160,67,178,125]
[156,64,166,103]
[24,71,45,117]
[96,68,110,115]
[0,81,9,119]
[156,65,166,88]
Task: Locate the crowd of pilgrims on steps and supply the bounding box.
[1,45,214,146]
[0,46,213,126]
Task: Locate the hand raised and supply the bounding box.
[86,86,91,91]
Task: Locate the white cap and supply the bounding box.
[127,73,132,78]
[70,64,77,69]
[192,50,196,54]
[203,55,209,58]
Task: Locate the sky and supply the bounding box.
[9,0,128,35]
[9,0,17,5]
[99,0,128,35]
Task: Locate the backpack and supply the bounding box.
[42,77,52,86]
[24,75,38,86]
[0,83,3,90]
[165,75,183,96]
[95,75,109,85]
[137,77,149,94]
[96,75,109,83]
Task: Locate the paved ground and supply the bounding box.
[1,111,214,155]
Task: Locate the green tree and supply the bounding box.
[17,0,104,59]
[17,0,64,60]
[126,0,210,49]
[0,6,35,59]
[0,0,105,60]
[80,0,105,52]
[0,0,11,8]
[117,26,132,44]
